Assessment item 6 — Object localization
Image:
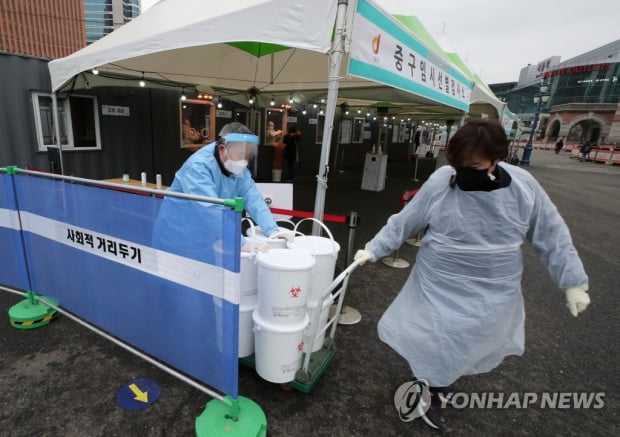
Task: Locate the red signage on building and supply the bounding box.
[543,63,612,79]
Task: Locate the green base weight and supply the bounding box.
[195,395,266,437]
[8,293,58,330]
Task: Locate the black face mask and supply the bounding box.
[453,166,498,191]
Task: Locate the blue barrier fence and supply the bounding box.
[0,169,242,398]
[0,172,30,291]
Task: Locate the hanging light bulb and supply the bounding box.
[313,102,318,109]
[302,106,307,115]
[181,93,187,101]
[217,96,223,109]
[249,95,255,105]
[270,95,275,106]
[319,108,324,115]
[289,93,294,104]
[139,73,145,87]
[373,116,377,121]
[321,98,326,103]
[357,108,362,114]
[92,68,99,75]
[366,112,370,117]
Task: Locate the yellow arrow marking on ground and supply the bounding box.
[129,383,149,403]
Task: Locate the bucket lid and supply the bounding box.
[252,310,309,332]
[256,249,315,270]
[240,301,257,311]
[286,235,340,256]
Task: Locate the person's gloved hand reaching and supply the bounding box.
[565,286,591,317]
[241,241,269,253]
[268,230,295,243]
[354,249,375,265]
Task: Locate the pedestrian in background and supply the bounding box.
[580,140,592,161]
[354,119,590,430]
[555,136,564,154]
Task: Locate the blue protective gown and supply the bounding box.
[366,163,588,387]
[152,142,278,262]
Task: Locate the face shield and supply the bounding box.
[222,133,259,161]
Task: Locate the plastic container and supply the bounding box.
[287,235,340,304]
[303,294,333,353]
[240,252,258,307]
[238,302,256,358]
[255,249,315,323]
[253,310,309,383]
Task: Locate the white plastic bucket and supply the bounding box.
[287,235,340,304]
[238,302,256,358]
[253,310,309,383]
[240,252,258,306]
[255,249,315,323]
[303,294,333,353]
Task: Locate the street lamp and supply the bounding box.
[520,79,550,166]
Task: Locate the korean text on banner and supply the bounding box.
[348,0,472,112]
[502,108,517,136]
[0,171,30,290]
[13,174,241,397]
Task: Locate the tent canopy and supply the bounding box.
[50,0,473,115]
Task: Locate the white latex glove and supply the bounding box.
[268,230,294,243]
[354,249,374,265]
[565,286,591,317]
[241,241,269,253]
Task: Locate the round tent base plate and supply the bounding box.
[330,305,362,325]
[405,238,422,247]
[195,396,266,437]
[381,257,410,269]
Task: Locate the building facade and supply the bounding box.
[85,0,140,44]
[491,40,620,145]
[0,0,86,58]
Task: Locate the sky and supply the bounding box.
[140,0,620,84]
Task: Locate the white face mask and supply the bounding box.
[224,158,248,175]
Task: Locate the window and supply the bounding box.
[180,99,215,149]
[32,93,101,151]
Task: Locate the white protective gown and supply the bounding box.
[366,163,588,387]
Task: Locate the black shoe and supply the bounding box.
[433,386,455,407]
[418,391,446,430]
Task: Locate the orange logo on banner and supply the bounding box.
[371,34,381,54]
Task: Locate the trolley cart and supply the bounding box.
[240,260,361,393]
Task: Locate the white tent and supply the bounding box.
[48,0,472,230]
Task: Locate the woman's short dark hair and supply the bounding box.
[446,119,508,167]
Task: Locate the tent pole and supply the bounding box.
[51,93,65,175]
[312,0,349,235]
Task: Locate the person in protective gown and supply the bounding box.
[355,119,591,430]
[153,121,292,263]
